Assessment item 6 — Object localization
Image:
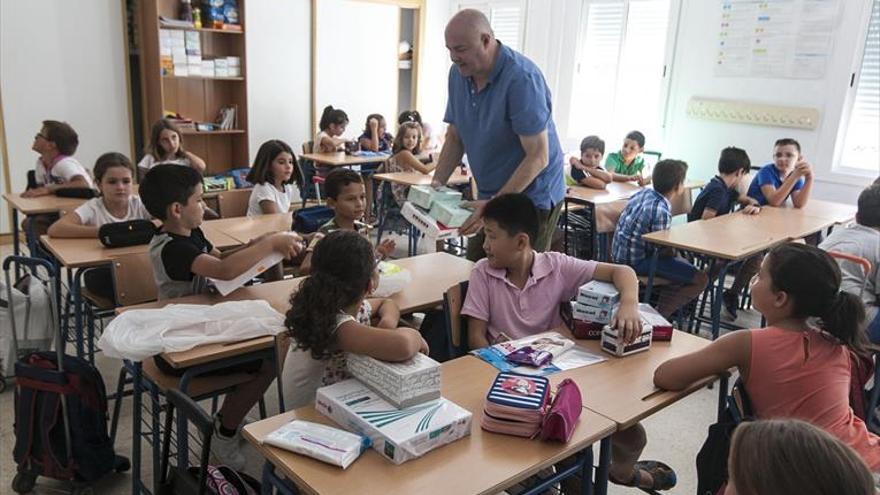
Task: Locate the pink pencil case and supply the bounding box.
[481,372,550,437]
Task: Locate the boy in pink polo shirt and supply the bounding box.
[461,193,678,492]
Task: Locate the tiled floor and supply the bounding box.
[0,237,760,495]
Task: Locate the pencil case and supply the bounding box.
[481,372,549,438]
[540,378,582,442]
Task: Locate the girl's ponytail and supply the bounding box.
[821,290,869,358]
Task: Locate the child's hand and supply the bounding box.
[795,160,812,178]
[269,232,303,259]
[637,176,651,187]
[377,311,398,329]
[418,336,430,355]
[569,156,582,169]
[612,302,643,344]
[21,186,51,198]
[369,117,379,130]
[741,205,760,215]
[377,238,396,258]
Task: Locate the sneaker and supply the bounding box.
[722,291,739,320]
[211,415,246,470]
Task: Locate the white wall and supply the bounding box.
[418,0,455,133]
[0,0,132,234]
[662,0,877,203]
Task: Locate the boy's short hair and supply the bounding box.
[324,168,363,199]
[774,138,801,153]
[580,135,605,155]
[872,176,879,186]
[42,120,79,156]
[652,159,688,195]
[140,164,203,220]
[857,185,880,227]
[625,130,646,149]
[718,147,751,175]
[482,193,539,246]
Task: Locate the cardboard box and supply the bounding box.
[346,352,441,408]
[406,185,462,210]
[315,379,472,465]
[401,202,461,241]
[406,185,434,209]
[201,60,215,78]
[639,303,673,341]
[429,201,471,228]
[576,280,620,309]
[600,324,652,357]
[572,319,604,340]
[573,302,617,325]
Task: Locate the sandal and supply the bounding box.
[610,460,677,491]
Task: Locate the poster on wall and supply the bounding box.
[715,0,840,79]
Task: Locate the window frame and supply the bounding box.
[830,0,880,181]
[556,0,682,153]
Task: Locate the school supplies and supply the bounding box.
[639,303,673,341]
[98,220,157,248]
[473,332,605,376]
[539,378,582,442]
[203,175,233,193]
[291,205,334,233]
[262,420,370,469]
[429,200,471,228]
[401,202,461,242]
[576,280,620,308]
[573,302,617,325]
[406,185,462,210]
[601,323,653,357]
[480,372,549,438]
[210,251,285,296]
[346,352,441,408]
[315,379,472,465]
[373,261,411,298]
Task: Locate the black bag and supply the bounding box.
[54,188,97,199]
[98,220,156,248]
[696,379,754,495]
[13,351,127,483]
[292,205,334,234]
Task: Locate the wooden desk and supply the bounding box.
[373,169,471,187]
[301,152,392,167]
[789,199,857,225]
[202,212,293,243]
[122,252,474,316]
[3,191,87,215]
[242,356,616,495]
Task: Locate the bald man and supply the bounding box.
[431,9,565,261]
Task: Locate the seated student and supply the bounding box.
[282,230,428,408]
[611,160,709,319]
[246,139,298,216]
[606,130,649,185]
[139,164,303,469]
[654,243,880,472]
[820,184,880,344]
[726,419,877,495]
[569,135,612,190]
[688,147,760,222]
[137,118,207,176]
[358,114,393,153]
[22,120,94,198]
[398,109,437,152]
[48,152,151,300]
[462,193,677,491]
[315,105,349,153]
[381,121,435,206]
[724,138,816,319]
[317,168,395,259]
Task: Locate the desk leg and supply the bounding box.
[644,250,660,304]
[12,208,21,281]
[274,341,286,413]
[72,268,85,359]
[262,462,299,495]
[563,197,570,255]
[594,436,611,495]
[131,361,143,495]
[710,263,730,341]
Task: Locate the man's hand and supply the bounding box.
[458,199,488,236]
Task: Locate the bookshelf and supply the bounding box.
[135,0,248,176]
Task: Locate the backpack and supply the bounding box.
[292,205,334,234]
[696,379,754,495]
[14,351,118,482]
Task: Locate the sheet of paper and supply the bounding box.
[471,331,606,376]
[210,252,284,296]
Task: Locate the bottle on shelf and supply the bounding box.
[179,0,193,22]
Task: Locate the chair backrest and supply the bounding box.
[111,252,158,307]
[642,150,663,176]
[297,141,322,206]
[216,188,252,218]
[442,281,469,355]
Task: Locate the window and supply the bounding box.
[567,0,675,150]
[837,0,880,176]
[459,1,525,52]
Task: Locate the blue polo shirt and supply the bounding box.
[747,163,804,206]
[444,42,565,210]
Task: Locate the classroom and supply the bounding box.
[0,0,878,494]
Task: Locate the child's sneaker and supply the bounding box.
[211,415,246,470]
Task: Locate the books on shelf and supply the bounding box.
[159,16,194,29]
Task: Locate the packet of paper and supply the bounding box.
[401,202,462,241]
[573,302,618,325]
[600,323,653,357]
[210,251,284,296]
[315,379,471,465]
[262,419,370,469]
[346,352,441,408]
[576,280,620,309]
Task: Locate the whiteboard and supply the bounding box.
[314,0,401,140]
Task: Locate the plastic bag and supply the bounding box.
[97,300,285,361]
[373,262,410,297]
[262,420,370,469]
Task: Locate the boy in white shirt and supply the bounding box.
[22,120,93,197]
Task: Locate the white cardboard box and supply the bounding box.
[346,352,440,408]
[600,324,652,357]
[573,302,617,324]
[315,379,472,465]
[401,202,461,241]
[576,280,620,309]
[429,200,471,228]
